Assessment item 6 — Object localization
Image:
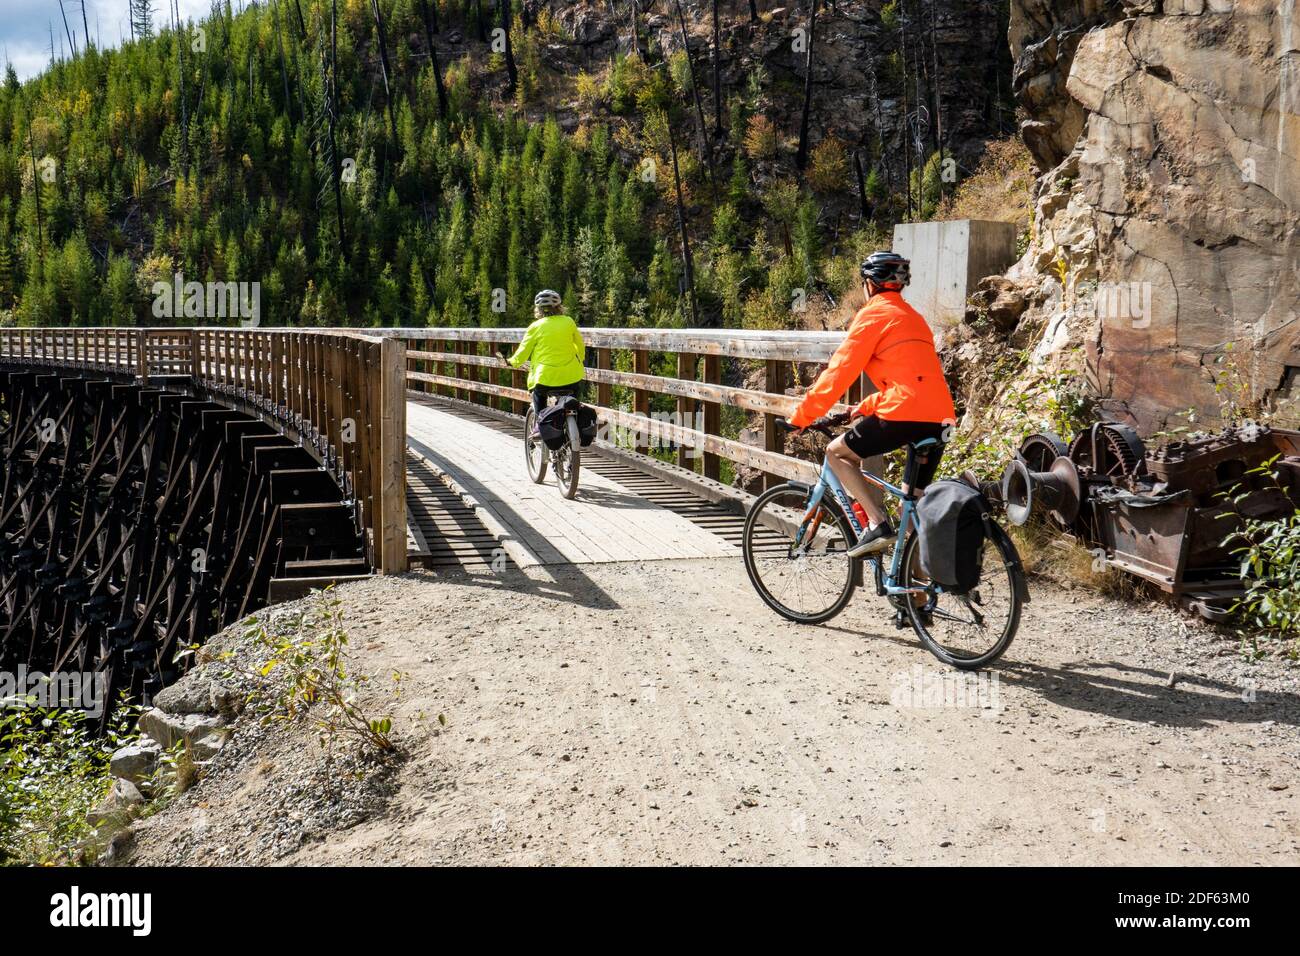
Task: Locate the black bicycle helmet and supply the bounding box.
[860,251,911,291]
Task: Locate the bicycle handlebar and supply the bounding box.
[779,413,851,438]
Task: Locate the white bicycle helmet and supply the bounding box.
[533,289,562,309]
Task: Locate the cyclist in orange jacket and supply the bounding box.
[789,252,956,556]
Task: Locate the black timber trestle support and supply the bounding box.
[0,368,369,720]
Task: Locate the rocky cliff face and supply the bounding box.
[1007,0,1300,430]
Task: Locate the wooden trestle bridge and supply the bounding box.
[0,325,866,709]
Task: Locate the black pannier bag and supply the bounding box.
[535,403,570,450]
[575,403,598,447]
[915,479,989,594]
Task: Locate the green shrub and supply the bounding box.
[1224,459,1300,657]
[214,591,401,759]
[0,706,138,866]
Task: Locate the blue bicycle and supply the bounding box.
[741,416,1025,669]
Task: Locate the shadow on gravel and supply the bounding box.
[818,617,1300,730]
[1000,660,1300,730]
[421,563,621,612]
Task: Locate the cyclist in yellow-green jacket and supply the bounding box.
[505,290,587,419]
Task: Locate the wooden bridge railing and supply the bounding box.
[0,327,408,574]
[0,322,867,554]
[387,327,865,486]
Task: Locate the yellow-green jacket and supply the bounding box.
[508,314,585,389]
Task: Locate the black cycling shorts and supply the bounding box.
[841,417,946,488]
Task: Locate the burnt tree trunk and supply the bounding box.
[328,0,348,260]
[627,0,642,60]
[711,0,723,136]
[795,0,818,170]
[666,117,700,327]
[501,0,518,94]
[272,0,292,121]
[417,0,449,116]
[672,0,716,192]
[853,149,869,219]
[369,0,400,152]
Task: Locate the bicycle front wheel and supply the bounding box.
[555,416,581,499]
[524,409,547,484]
[900,521,1023,669]
[742,483,856,624]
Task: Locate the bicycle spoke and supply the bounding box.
[744,487,855,623]
[904,531,1020,668]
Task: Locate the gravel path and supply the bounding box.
[128,559,1300,866]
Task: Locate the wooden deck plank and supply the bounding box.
[405,397,737,567]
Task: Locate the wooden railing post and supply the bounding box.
[509,337,527,416]
[633,347,650,454]
[136,329,148,382]
[763,359,789,489]
[189,330,201,380]
[702,354,721,480]
[596,347,612,411]
[377,336,408,574]
[677,351,697,470]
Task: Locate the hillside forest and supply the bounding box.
[0,0,1015,333]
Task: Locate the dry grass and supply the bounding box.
[935,136,1035,232]
[1009,521,1147,601]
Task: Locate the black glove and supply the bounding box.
[811,412,852,431]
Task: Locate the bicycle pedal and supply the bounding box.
[891,609,909,630]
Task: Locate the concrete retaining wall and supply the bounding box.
[892,220,1020,327]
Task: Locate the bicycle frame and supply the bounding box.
[796,458,935,599]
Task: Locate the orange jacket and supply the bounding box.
[790,292,955,428]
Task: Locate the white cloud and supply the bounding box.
[2,0,222,81]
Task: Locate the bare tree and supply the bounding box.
[271,0,293,120]
[172,0,188,178]
[327,0,348,260]
[795,0,818,170]
[666,114,700,327]
[369,0,400,149]
[417,0,449,117]
[853,149,869,218]
[24,102,44,261]
[711,0,722,136]
[501,0,518,94]
[627,0,642,61]
[671,0,715,191]
[58,1,77,58]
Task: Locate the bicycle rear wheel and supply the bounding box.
[555,416,581,499]
[900,522,1023,669]
[524,408,547,484]
[742,484,856,624]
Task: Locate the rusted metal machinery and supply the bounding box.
[998,421,1300,619]
[0,369,367,720]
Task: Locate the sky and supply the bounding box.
[1,0,219,82]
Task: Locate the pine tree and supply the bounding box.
[130,0,153,39]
